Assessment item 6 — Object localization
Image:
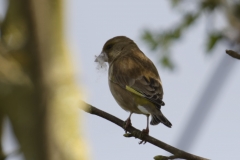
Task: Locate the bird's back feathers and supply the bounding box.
[109,48,164,107]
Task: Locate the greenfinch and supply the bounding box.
[95,36,172,142]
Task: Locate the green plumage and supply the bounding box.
[96,36,172,130]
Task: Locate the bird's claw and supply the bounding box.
[139,140,147,145]
[139,129,149,144]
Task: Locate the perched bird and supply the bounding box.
[95,36,172,143]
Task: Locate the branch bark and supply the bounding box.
[81,101,208,160]
[226,50,240,60]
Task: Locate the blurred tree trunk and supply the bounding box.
[0,112,4,159]
[0,0,88,160]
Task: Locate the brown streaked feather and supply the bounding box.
[109,48,164,107]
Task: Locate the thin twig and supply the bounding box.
[81,101,209,160]
[226,50,240,60]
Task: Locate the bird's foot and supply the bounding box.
[139,129,149,145]
[123,118,132,133]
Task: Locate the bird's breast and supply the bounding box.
[108,80,143,114]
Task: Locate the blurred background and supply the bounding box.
[1,0,240,160]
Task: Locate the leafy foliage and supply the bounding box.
[142,0,239,69]
[142,11,200,70]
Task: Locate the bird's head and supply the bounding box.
[95,36,134,64]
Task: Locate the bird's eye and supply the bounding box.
[105,44,113,50]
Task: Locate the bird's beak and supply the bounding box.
[95,51,108,62]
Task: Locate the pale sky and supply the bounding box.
[1,1,240,160]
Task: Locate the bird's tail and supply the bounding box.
[150,111,172,128]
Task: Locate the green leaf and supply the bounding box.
[142,30,158,50]
[160,56,174,70]
[171,28,181,39]
[206,33,223,52]
[182,13,199,27]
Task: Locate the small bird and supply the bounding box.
[95,36,172,143]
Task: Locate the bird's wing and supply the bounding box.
[109,51,164,107]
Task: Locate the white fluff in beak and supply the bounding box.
[95,52,108,71]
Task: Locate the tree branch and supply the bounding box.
[226,50,240,60]
[81,101,209,160]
